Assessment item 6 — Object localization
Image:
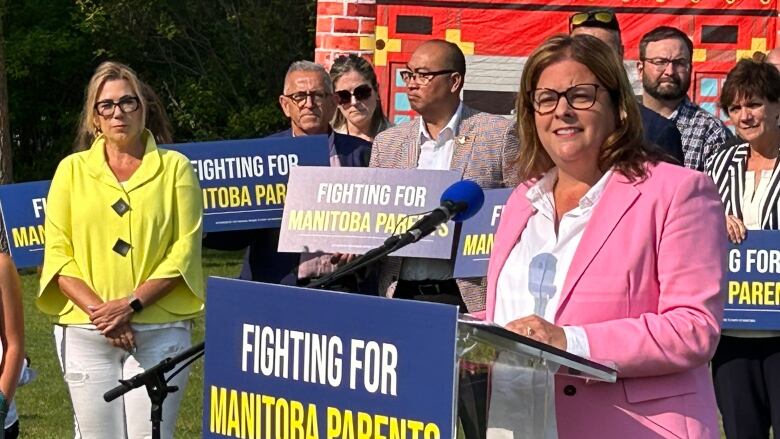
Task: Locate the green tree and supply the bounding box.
[0,0,12,183]
[5,0,316,182]
[74,0,316,140]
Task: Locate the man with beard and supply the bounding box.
[568,10,685,164]
[204,61,372,291]
[638,26,733,171]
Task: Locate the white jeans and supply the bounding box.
[54,324,192,439]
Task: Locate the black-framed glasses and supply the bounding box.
[336,84,373,105]
[569,10,618,32]
[530,83,601,115]
[641,57,691,71]
[399,69,456,86]
[283,91,330,106]
[95,96,140,117]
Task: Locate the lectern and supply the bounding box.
[456,316,617,439]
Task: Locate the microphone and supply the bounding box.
[397,180,485,246]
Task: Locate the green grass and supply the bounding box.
[14,249,244,438]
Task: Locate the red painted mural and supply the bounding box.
[354,0,776,125]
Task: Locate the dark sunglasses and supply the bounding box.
[335,84,373,105]
[569,10,618,32]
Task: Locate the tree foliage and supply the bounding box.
[5,0,316,181]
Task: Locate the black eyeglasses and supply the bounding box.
[399,69,456,86]
[95,96,140,117]
[336,84,373,105]
[569,10,618,32]
[641,57,691,71]
[283,91,330,106]
[529,84,601,115]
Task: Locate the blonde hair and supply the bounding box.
[516,34,657,181]
[74,61,147,151]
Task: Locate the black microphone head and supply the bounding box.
[440,180,484,222]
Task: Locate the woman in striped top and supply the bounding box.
[704,55,780,439]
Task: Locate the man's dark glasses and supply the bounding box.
[336,84,373,105]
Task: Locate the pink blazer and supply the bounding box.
[484,162,726,438]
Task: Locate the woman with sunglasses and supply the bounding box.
[330,54,390,142]
[482,34,725,437]
[38,61,204,438]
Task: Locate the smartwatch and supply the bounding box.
[128,294,144,313]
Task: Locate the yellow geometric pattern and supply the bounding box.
[445,29,475,55]
[692,48,707,62]
[736,37,767,61]
[363,26,401,66]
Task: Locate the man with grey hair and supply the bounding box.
[204,60,372,290]
[278,60,336,137]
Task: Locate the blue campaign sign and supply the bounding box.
[453,188,512,278]
[203,277,458,439]
[724,230,780,330]
[0,180,51,268]
[167,135,330,232]
[0,135,330,268]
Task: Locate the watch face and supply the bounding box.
[130,299,143,312]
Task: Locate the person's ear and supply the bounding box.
[450,72,464,94]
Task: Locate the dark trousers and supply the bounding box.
[712,335,780,439]
[5,420,19,439]
[394,279,487,439]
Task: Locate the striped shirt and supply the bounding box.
[705,142,780,230]
[670,98,733,171]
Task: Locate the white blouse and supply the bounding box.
[488,168,613,439]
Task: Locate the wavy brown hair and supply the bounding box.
[515,34,660,182]
[720,57,780,112]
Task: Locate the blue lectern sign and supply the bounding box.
[203,277,458,439]
[724,230,780,330]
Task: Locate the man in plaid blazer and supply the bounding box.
[370,39,520,314]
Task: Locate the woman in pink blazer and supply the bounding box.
[483,34,726,438]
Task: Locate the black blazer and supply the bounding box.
[202,129,372,285]
[639,104,686,165]
[705,142,780,229]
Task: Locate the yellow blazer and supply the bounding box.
[38,130,205,324]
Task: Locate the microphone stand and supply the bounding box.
[104,341,205,439]
[306,234,406,290]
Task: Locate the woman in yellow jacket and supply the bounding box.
[37,62,204,439]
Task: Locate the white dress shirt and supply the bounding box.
[488,168,612,439]
[399,103,463,281]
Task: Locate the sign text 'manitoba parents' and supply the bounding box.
[278,167,460,258]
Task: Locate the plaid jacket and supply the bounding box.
[369,104,520,312]
[671,98,733,171]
